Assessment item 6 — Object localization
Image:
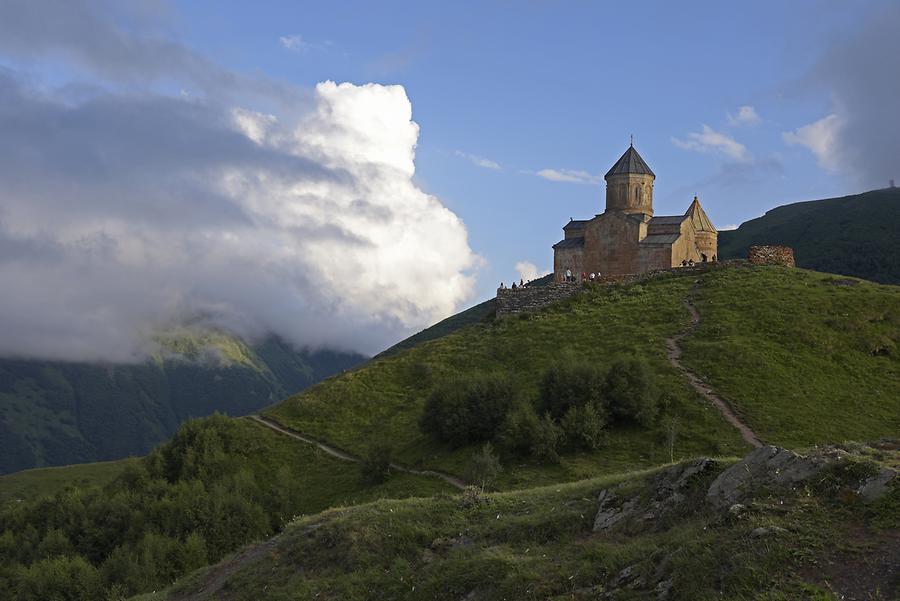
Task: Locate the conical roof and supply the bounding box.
[685,196,716,232]
[605,144,655,178]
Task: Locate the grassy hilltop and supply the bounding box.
[266,265,900,487]
[1,264,898,600]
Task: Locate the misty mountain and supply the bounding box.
[0,332,364,474]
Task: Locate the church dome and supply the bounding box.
[605,144,655,178]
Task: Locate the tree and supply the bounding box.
[495,401,541,456]
[420,373,519,446]
[603,357,659,426]
[532,414,562,464]
[466,443,502,491]
[539,361,607,419]
[360,441,393,485]
[559,402,608,451]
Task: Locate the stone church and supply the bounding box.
[553,144,717,279]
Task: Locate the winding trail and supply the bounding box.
[665,298,762,448]
[248,415,467,490]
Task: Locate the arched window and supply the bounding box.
[635,186,641,202]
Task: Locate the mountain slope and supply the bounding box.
[0,332,364,474]
[266,265,900,489]
[149,442,899,601]
[718,187,900,283]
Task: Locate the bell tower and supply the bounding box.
[604,143,655,217]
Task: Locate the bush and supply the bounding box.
[559,402,608,451]
[495,401,541,456]
[539,361,606,419]
[466,443,502,490]
[603,357,660,426]
[532,414,562,464]
[360,441,393,485]
[420,373,519,446]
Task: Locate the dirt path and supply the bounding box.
[248,415,467,490]
[665,298,762,448]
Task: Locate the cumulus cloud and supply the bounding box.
[0,3,477,362]
[785,5,900,185]
[515,261,549,282]
[534,169,601,185]
[672,125,750,162]
[727,105,761,127]
[455,151,501,170]
[782,114,844,172]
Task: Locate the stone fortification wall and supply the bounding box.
[495,283,581,316]
[748,245,795,267]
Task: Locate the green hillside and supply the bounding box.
[718,187,900,284]
[146,443,899,601]
[0,414,451,600]
[0,332,364,474]
[2,264,898,600]
[266,265,899,489]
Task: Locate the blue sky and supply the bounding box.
[0,0,897,359]
[171,0,893,297]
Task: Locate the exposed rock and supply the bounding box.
[857,468,896,502]
[593,490,637,531]
[594,459,716,532]
[750,526,787,538]
[654,577,673,600]
[728,503,746,516]
[706,446,834,508]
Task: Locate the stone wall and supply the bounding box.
[747,245,795,267]
[495,283,581,317]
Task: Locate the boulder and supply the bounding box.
[706,446,833,508]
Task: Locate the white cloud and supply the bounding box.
[727,105,761,126]
[534,168,601,185]
[719,223,739,231]
[782,114,844,172]
[279,34,310,52]
[455,150,501,170]
[0,73,479,362]
[515,261,549,283]
[672,125,750,162]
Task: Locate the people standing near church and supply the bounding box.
[589,272,596,282]
[565,268,572,282]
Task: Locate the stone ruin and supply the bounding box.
[747,245,795,267]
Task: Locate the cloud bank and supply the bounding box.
[534,169,601,185]
[0,3,477,362]
[784,5,900,186]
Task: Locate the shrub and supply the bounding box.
[539,361,607,419]
[360,441,393,485]
[603,357,659,426]
[559,402,608,451]
[420,373,518,446]
[495,400,541,456]
[466,443,502,490]
[531,414,562,464]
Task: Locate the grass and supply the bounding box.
[682,266,900,447]
[229,417,454,515]
[145,444,899,601]
[0,458,135,503]
[267,265,900,490]
[266,271,750,488]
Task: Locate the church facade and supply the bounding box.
[553,144,717,280]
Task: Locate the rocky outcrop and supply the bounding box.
[706,445,834,508]
[593,458,717,532]
[747,245,795,267]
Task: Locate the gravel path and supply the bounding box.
[665,297,763,448]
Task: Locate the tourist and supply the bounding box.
[565,268,572,282]
[681,259,687,267]
[520,278,524,287]
[589,272,596,281]
[581,272,587,281]
[511,282,517,290]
